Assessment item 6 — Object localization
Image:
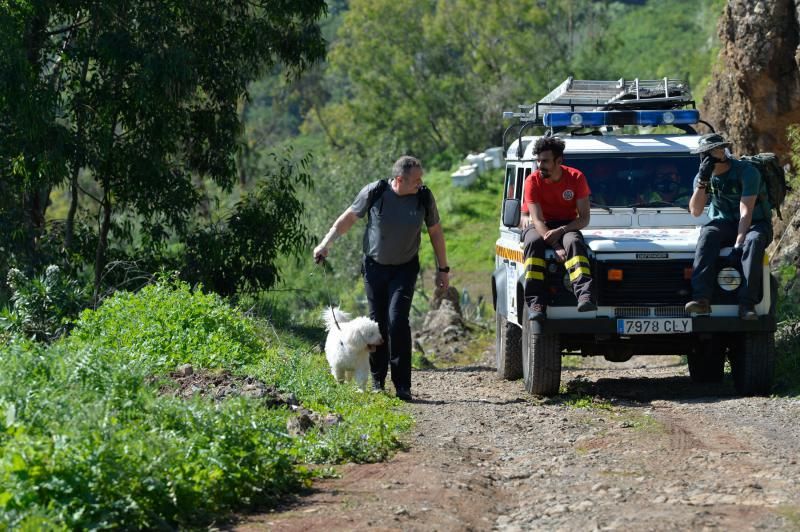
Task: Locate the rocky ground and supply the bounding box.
[231,351,800,531]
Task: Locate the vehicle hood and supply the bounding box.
[583,227,701,252]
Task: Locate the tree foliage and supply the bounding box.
[316,0,622,162]
[0,0,327,300]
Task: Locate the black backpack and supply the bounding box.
[366,179,433,219]
[739,153,790,220]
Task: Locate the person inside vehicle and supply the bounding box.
[641,163,692,206]
[521,136,596,322]
[684,133,772,320]
[588,160,620,207]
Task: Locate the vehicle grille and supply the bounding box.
[614,307,650,318]
[597,261,692,306]
[614,306,689,318]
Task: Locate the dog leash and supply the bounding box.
[315,257,343,332]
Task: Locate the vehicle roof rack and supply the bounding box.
[504,76,694,124]
[501,76,701,157]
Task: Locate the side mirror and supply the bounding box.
[502,198,521,228]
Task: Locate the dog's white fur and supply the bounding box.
[322,307,383,391]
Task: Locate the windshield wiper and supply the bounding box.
[590,201,612,213]
[625,201,689,212]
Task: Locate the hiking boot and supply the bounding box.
[685,298,711,314]
[528,304,546,322]
[738,305,758,321]
[395,387,412,402]
[371,379,385,393]
[577,299,597,312]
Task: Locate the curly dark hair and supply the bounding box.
[533,136,566,159]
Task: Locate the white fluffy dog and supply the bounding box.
[322,307,383,391]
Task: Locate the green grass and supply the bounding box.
[564,395,614,411]
[0,279,411,529]
[777,506,800,530]
[418,167,503,303]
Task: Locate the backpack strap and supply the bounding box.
[367,179,432,221]
[417,185,433,218]
[735,159,771,221]
[366,179,389,220]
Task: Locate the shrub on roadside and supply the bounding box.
[775,320,800,395]
[0,279,410,529]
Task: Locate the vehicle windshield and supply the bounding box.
[567,155,698,209]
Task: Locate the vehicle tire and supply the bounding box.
[728,331,775,396]
[496,312,522,380]
[522,320,561,396]
[687,338,725,383]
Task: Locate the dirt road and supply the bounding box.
[235,355,800,531]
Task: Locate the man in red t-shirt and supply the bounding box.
[521,136,596,321]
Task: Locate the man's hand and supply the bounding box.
[727,243,743,265]
[544,226,565,246]
[435,271,450,290]
[553,245,567,263]
[698,154,715,185]
[313,243,329,263]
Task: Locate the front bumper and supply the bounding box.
[531,314,776,335]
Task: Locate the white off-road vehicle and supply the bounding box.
[492,78,777,396]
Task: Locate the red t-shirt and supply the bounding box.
[522,165,591,221]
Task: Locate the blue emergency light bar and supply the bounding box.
[543,109,699,128]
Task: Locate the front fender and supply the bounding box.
[492,267,506,317]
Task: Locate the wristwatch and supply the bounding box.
[438,266,450,273]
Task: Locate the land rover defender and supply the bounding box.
[492,78,777,396]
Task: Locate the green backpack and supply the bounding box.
[739,153,789,220]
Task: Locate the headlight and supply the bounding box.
[717,267,741,292]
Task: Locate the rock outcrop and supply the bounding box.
[702,0,800,157]
[703,0,800,268]
[415,299,470,363]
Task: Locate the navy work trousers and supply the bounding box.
[522,221,594,309]
[363,255,419,391]
[691,219,772,305]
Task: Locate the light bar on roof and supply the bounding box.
[543,109,699,128]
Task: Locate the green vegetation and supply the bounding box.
[777,506,800,530]
[0,1,326,301]
[626,413,666,434]
[8,0,796,526]
[0,280,410,528]
[772,124,800,395]
[264,0,726,323]
[564,395,614,411]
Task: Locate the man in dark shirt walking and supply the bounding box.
[313,156,449,401]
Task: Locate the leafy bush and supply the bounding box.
[0,280,410,528]
[72,279,265,372]
[1,266,86,342]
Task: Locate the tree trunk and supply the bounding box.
[93,183,111,303]
[66,53,91,252]
[64,170,79,251]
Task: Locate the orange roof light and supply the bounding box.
[607,269,623,281]
[684,267,693,280]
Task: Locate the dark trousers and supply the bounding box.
[522,221,593,308]
[363,255,419,390]
[691,219,772,305]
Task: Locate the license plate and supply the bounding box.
[616,318,692,335]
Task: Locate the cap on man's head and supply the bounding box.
[690,133,731,154]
